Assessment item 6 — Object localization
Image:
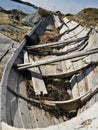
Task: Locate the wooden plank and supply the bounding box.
[40,63,57,76]
[29,56,48,95]
[70,75,79,99]
[76,71,90,113]
[95,66,98,102]
[27,36,88,50]
[76,72,86,96]
[23,50,29,63]
[18,48,98,70]
[85,66,96,106]
[10,97,23,128]
[77,69,89,113]
[30,105,64,128]
[53,23,81,40]
[7,68,23,128]
[18,75,34,129]
[31,107,50,127]
[24,51,47,95]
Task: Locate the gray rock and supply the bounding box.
[0,25,20,33]
[21,12,41,27]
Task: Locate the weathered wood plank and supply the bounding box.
[70,75,79,99]
[29,56,47,95]
[53,23,81,40]
[95,66,98,102]
[7,68,23,128]
[76,73,86,96]
[23,51,47,95]
[27,36,88,50]
[18,48,98,70]
[18,75,33,129]
[85,66,96,106]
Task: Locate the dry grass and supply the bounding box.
[38,8,50,17]
[66,8,98,27]
[0,13,10,24]
[40,27,59,43]
[0,12,30,42]
[1,27,30,42]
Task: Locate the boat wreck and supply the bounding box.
[0,13,98,130]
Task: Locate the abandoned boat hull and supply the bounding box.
[0,14,98,130]
[0,15,68,129]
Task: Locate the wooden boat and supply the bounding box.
[0,14,98,130]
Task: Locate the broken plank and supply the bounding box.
[29,56,47,95]
[23,51,47,95]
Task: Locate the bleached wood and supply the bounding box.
[18,48,98,70]
[29,56,47,95]
[24,51,47,95]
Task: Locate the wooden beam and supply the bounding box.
[27,36,89,50]
[27,27,92,50]
[7,84,98,111]
[17,47,98,70]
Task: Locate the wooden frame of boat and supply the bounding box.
[0,14,98,130]
[17,48,98,70]
[7,84,98,111]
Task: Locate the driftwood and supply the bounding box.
[17,47,98,70]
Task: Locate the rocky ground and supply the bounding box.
[0,8,30,42]
[0,7,41,82]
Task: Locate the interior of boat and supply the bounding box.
[1,14,98,129]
